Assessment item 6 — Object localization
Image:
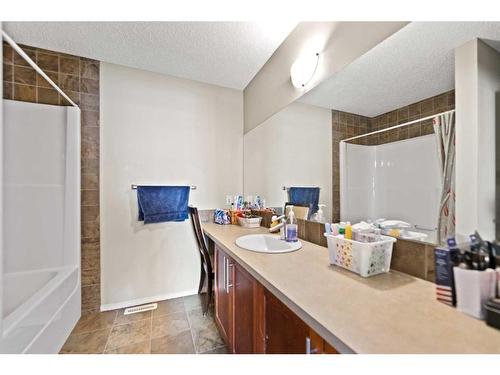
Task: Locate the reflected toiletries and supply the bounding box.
[338,222,346,235]
[286,206,298,242]
[345,223,353,240]
[325,223,332,234]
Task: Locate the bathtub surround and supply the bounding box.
[1,99,80,353]
[100,63,243,310]
[332,90,455,222]
[341,135,441,233]
[2,42,101,313]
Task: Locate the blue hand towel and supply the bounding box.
[137,186,190,223]
[288,187,320,220]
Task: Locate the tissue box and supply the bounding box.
[214,209,231,225]
[434,247,459,306]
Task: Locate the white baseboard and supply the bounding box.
[100,289,198,312]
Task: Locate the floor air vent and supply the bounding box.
[124,303,158,315]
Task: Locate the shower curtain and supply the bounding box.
[433,111,456,245]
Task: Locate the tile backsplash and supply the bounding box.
[331,90,455,222]
[3,42,101,313]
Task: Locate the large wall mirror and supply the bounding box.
[243,22,500,246]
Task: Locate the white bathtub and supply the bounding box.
[1,100,81,353]
[0,267,80,353]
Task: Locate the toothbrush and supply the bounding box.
[331,223,339,235]
[325,223,331,234]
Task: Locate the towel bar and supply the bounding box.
[131,184,197,190]
[282,186,321,190]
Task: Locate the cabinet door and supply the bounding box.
[323,341,339,354]
[214,246,233,349]
[308,329,339,354]
[308,329,326,354]
[233,262,255,354]
[264,290,310,354]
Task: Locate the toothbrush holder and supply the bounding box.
[453,267,497,319]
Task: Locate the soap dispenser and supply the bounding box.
[313,204,326,223]
[286,205,298,242]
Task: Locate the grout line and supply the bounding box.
[149,308,153,354]
[199,343,226,354]
[102,310,118,354]
[184,297,198,354]
[112,314,153,327]
[68,325,112,338]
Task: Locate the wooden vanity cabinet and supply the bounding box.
[264,290,335,354]
[215,245,263,353]
[264,289,310,353]
[214,246,233,347]
[232,261,259,353]
[214,244,337,354]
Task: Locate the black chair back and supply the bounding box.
[188,206,213,275]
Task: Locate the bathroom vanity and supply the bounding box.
[203,223,500,354]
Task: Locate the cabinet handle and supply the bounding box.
[225,259,233,293]
[224,258,228,293]
[305,337,318,354]
[222,256,227,292]
[227,263,234,291]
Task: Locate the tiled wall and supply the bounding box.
[331,89,455,222]
[3,42,101,313]
[331,111,371,221]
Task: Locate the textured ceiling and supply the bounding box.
[3,21,297,90]
[299,22,500,117]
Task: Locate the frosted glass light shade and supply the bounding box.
[290,52,319,88]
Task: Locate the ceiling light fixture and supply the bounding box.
[290,52,320,88]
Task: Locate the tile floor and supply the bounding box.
[60,294,227,354]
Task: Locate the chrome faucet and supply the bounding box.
[269,214,286,240]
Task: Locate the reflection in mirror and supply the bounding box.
[328,94,456,247]
[243,91,456,246]
[242,23,500,246]
[243,101,333,223]
[339,111,455,246]
[242,91,457,247]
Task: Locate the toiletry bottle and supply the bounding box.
[331,223,339,236]
[338,222,346,235]
[313,204,326,223]
[345,223,353,240]
[286,206,298,242]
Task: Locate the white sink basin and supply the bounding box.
[235,234,302,253]
[400,230,429,241]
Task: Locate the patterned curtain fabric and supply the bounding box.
[433,112,456,245]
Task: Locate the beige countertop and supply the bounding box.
[203,222,500,354]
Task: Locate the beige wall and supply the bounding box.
[243,22,409,133]
[244,101,332,221]
[455,39,500,240]
[100,62,243,310]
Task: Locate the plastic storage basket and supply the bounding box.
[324,233,396,277]
[237,216,262,228]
